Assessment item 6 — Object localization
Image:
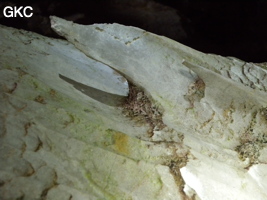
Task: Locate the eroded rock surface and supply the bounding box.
[1,17,267,200]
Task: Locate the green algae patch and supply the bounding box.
[84,171,116,200]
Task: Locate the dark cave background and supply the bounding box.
[1,0,267,63]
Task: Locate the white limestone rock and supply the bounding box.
[0,15,267,200]
[0,24,187,200]
[50,16,267,199]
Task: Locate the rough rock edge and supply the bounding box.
[120,82,191,199]
[235,107,267,168]
[121,82,166,137]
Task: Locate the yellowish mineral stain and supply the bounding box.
[113,132,129,155]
